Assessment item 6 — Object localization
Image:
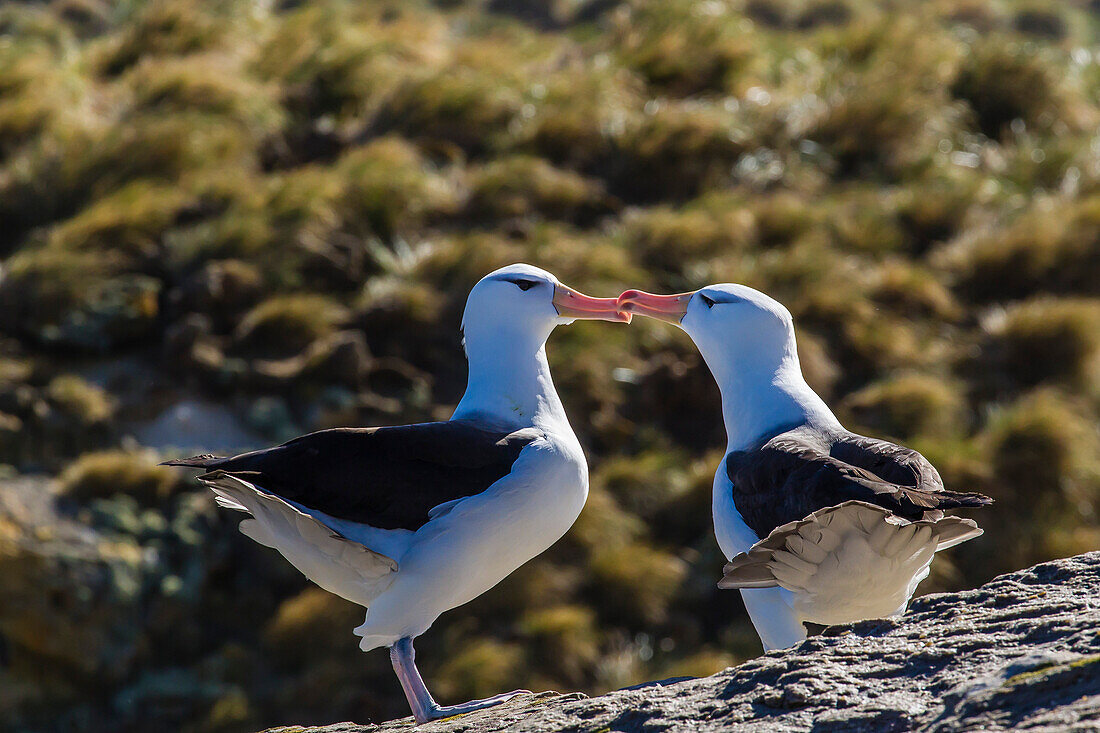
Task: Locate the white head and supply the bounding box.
[455,263,628,428]
[619,284,796,385]
[462,263,629,352]
[618,284,838,447]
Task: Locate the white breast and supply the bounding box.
[354,435,588,650]
[711,456,761,560]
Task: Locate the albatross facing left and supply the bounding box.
[619,284,991,651]
[165,264,628,723]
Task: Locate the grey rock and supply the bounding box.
[262,551,1100,732]
[0,476,152,681]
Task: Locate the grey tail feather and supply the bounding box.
[160,454,226,468]
[938,489,994,508]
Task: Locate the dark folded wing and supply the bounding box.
[163,420,542,531]
[727,427,992,539]
[830,431,992,509]
[829,432,945,492]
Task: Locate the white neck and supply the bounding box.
[706,350,840,452]
[451,327,571,434]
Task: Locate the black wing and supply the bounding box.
[727,426,992,539]
[164,420,542,531]
[829,432,944,492]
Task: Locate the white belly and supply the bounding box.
[355,438,588,650]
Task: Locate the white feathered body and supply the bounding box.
[713,458,979,650]
[209,431,587,652]
[354,435,587,650]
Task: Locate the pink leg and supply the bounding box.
[389,637,530,724]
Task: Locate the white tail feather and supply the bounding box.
[719,500,984,625]
[211,486,249,512]
[201,473,398,606]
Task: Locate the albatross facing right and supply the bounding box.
[619,284,992,651]
[165,264,629,723]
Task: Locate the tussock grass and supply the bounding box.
[382,71,521,155]
[94,0,230,77]
[983,389,1100,553]
[620,199,755,278]
[59,448,184,505]
[49,181,191,261]
[589,541,688,626]
[232,294,350,359]
[336,136,459,240]
[615,100,750,201]
[841,372,966,440]
[126,53,284,135]
[983,297,1100,389]
[433,638,526,702]
[263,587,363,667]
[951,39,1079,140]
[47,375,115,426]
[466,155,609,223]
[520,604,600,685]
[938,196,1100,302]
[613,0,760,96]
[805,17,964,178]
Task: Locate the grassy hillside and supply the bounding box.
[0,0,1098,730]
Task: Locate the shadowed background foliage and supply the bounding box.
[0,0,1098,730]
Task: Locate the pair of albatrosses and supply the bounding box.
[165,264,990,723]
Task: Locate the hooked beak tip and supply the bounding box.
[553,283,633,323]
[616,289,693,325]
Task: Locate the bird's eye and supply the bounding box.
[699,293,716,309]
[514,279,538,292]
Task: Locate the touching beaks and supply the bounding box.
[553,283,632,323]
[617,290,695,325]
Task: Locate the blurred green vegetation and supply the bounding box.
[0,0,1098,730]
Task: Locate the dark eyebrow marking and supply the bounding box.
[700,292,742,306]
[499,276,540,291]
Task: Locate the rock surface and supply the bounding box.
[264,552,1100,732]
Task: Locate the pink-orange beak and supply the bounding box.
[617,289,695,325]
[554,283,632,323]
